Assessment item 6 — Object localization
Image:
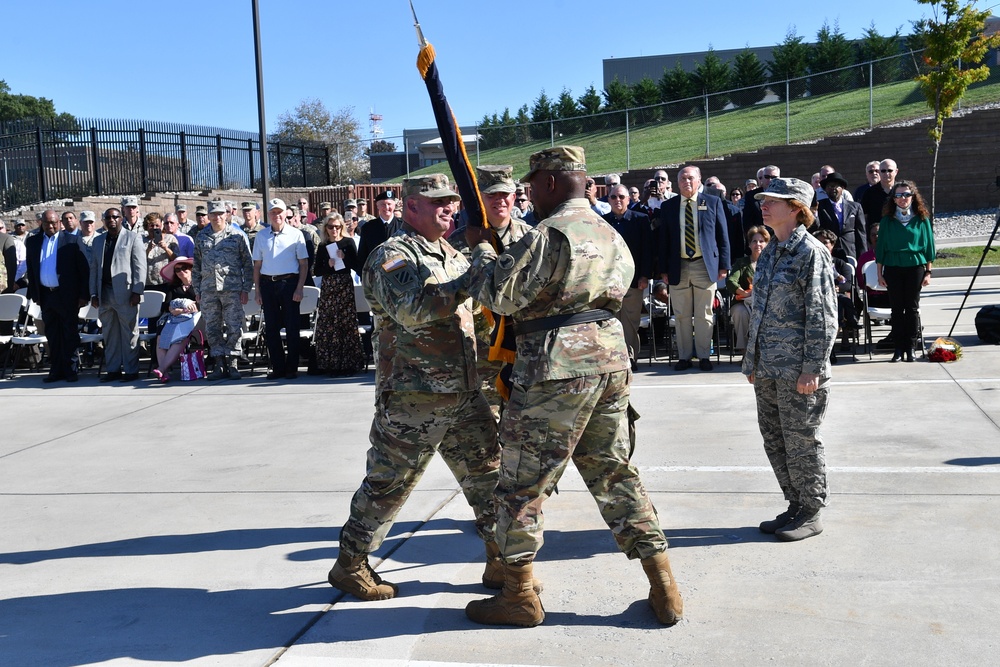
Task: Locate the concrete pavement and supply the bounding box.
[1,273,998,666]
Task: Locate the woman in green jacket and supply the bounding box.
[875,180,935,362]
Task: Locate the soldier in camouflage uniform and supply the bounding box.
[463,146,683,628]
[240,201,264,251]
[743,177,838,542]
[327,174,501,602]
[192,200,254,380]
[449,165,533,419]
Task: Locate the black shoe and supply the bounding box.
[285,370,299,380]
[775,509,823,541]
[43,373,65,383]
[100,371,123,383]
[904,349,914,362]
[890,350,902,363]
[699,358,713,371]
[630,358,638,372]
[266,370,285,380]
[675,359,692,371]
[65,373,79,383]
[759,503,800,534]
[120,372,140,382]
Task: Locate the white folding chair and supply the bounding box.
[0,293,28,379]
[77,303,104,373]
[7,300,47,379]
[862,260,892,358]
[239,288,265,375]
[354,284,373,369]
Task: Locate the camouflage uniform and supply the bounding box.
[468,191,667,563]
[192,222,254,358]
[449,165,533,418]
[338,176,500,559]
[742,223,838,512]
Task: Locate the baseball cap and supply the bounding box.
[268,198,287,212]
[521,145,587,182]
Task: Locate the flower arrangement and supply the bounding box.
[927,337,963,363]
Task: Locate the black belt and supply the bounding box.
[512,309,615,336]
[682,256,702,261]
[44,285,60,291]
[263,273,296,281]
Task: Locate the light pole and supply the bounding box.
[252,0,270,205]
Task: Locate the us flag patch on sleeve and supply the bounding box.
[382,255,407,272]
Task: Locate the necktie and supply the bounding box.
[834,201,843,231]
[684,199,696,258]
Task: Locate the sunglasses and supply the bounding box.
[653,176,668,181]
[893,192,914,198]
[608,194,628,200]
[106,215,121,220]
[879,169,895,173]
[762,174,776,179]
[326,224,343,229]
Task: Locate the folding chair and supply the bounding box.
[77,303,104,374]
[239,288,265,375]
[862,260,893,359]
[354,284,373,370]
[0,293,28,379]
[137,292,167,376]
[7,300,47,379]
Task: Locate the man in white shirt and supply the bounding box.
[252,198,309,379]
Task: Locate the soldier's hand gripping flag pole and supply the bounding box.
[411,1,517,399]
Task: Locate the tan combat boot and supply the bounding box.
[482,541,544,592]
[327,553,398,601]
[641,551,684,625]
[226,357,241,380]
[466,561,544,627]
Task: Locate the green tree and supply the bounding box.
[478,113,497,148]
[273,98,364,184]
[554,88,582,135]
[366,139,397,154]
[0,80,77,132]
[810,20,856,93]
[914,0,1000,217]
[498,107,517,146]
[729,48,769,107]
[529,90,553,140]
[691,48,732,112]
[631,76,662,124]
[768,30,811,100]
[856,24,903,85]
[577,85,603,116]
[659,62,697,117]
[602,78,633,128]
[514,104,531,144]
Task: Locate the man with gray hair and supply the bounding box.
[742,165,779,232]
[861,158,897,225]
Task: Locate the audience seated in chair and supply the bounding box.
[153,298,198,383]
[726,226,769,354]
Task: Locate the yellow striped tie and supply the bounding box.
[685,198,696,258]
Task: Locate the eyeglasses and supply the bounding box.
[176,266,192,272]
[106,215,121,220]
[879,169,895,173]
[893,192,913,198]
[517,198,528,203]
[285,216,294,221]
[653,176,668,181]
[608,194,628,200]
[868,169,878,174]
[762,174,776,179]
[326,224,343,229]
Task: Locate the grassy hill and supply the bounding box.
[404,70,1000,181]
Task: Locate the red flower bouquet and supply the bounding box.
[927,337,963,363]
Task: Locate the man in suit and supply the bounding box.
[742,165,779,234]
[657,165,730,371]
[603,184,653,370]
[25,210,90,383]
[817,172,867,262]
[90,207,146,382]
[354,190,400,275]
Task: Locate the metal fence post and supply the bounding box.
[336,144,342,186]
[324,146,331,186]
[275,142,283,187]
[625,109,631,171]
[785,81,791,145]
[869,62,874,129]
[139,128,148,193]
[300,146,308,187]
[246,138,254,189]
[35,127,47,202]
[181,132,191,191]
[550,119,554,147]
[216,134,224,188]
[705,93,710,156]
[475,124,480,166]
[90,127,102,195]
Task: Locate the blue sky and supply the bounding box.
[5,0,949,142]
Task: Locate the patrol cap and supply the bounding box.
[319,201,332,210]
[754,177,814,209]
[401,174,461,201]
[240,201,256,210]
[343,199,357,209]
[207,200,227,214]
[79,210,97,222]
[356,196,367,204]
[819,171,849,190]
[195,205,208,215]
[175,204,187,212]
[520,145,587,182]
[476,165,516,194]
[14,219,26,227]
[268,198,287,212]
[121,195,140,208]
[374,190,396,202]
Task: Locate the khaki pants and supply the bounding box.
[669,260,715,360]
